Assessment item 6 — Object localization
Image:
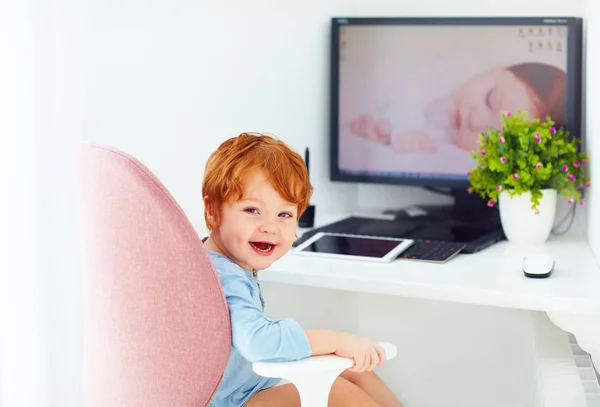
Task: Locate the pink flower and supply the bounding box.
[574,161,580,167]
[513,173,519,180]
[487,199,496,207]
[586,181,591,188]
[568,198,575,205]
[499,135,505,143]
[533,209,540,215]
[534,132,540,139]
[583,159,588,165]
[496,185,502,191]
[549,127,556,134]
[480,150,486,156]
[505,111,511,117]
[562,165,569,172]
[467,171,471,176]
[568,174,576,182]
[535,162,542,169]
[580,200,585,207]
[466,187,473,194]
[500,156,507,163]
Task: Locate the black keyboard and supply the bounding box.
[399,240,466,263]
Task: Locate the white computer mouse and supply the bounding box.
[522,253,555,279]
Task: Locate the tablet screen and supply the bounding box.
[300,234,403,258]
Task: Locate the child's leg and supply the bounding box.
[340,370,404,407]
[245,376,382,407]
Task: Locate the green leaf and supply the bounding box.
[467,111,590,209]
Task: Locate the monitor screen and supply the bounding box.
[331,18,582,187]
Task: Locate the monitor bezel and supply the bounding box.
[329,16,583,189]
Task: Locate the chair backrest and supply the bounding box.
[74,143,231,407]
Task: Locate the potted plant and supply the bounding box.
[467,110,590,244]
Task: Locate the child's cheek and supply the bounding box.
[454,129,480,152]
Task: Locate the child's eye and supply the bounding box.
[279,212,294,218]
[485,88,496,109]
[244,208,259,214]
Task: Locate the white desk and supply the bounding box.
[262,212,600,371]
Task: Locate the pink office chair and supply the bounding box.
[74,143,397,407]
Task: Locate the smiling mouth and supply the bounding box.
[249,241,276,255]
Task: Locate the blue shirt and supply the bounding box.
[207,251,312,407]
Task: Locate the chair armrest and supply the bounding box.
[253,342,398,407]
[252,341,398,378]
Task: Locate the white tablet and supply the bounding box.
[293,232,414,263]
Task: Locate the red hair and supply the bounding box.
[202,133,313,230]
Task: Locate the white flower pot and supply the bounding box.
[498,189,557,244]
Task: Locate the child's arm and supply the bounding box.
[349,114,392,144]
[390,130,437,153]
[303,329,339,355]
[304,329,387,373]
[221,272,386,371]
[221,272,311,363]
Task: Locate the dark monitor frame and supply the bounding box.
[329,16,584,190]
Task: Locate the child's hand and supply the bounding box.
[390,130,436,153]
[334,333,387,372]
[349,114,391,144]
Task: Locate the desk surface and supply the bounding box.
[261,213,600,315]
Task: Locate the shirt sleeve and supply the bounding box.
[219,271,312,363]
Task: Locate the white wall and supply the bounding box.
[32,1,87,405]
[79,0,360,221]
[34,0,597,406]
[1,1,47,407]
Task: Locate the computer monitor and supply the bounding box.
[329,17,583,200]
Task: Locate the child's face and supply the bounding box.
[450,67,538,151]
[206,169,298,271]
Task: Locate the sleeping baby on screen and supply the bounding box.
[349,62,567,154]
[203,133,404,407]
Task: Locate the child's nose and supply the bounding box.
[259,219,278,234]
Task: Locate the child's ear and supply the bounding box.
[203,196,215,223]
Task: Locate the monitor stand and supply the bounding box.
[382,188,500,227]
